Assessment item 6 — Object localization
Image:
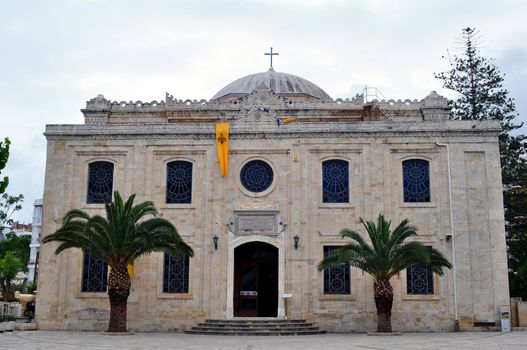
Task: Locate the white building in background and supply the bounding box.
[10,223,32,238]
[28,199,43,284]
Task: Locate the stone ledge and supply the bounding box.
[15,323,37,331]
[100,331,135,336]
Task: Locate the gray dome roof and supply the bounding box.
[212,71,332,101]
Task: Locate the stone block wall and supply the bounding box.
[36,108,508,332]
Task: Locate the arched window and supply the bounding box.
[81,250,108,292]
[166,161,193,204]
[87,161,114,204]
[402,159,430,202]
[240,160,274,193]
[322,159,349,203]
[163,252,190,293]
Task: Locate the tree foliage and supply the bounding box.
[435,27,526,184]
[43,191,194,332]
[504,166,527,298]
[318,214,451,332]
[0,251,24,301]
[0,138,10,194]
[0,193,24,233]
[0,233,31,270]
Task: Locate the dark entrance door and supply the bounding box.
[234,242,278,317]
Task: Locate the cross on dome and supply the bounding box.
[264,47,279,71]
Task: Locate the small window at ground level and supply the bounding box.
[163,252,190,293]
[406,266,434,295]
[82,250,108,292]
[323,246,351,295]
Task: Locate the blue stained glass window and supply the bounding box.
[166,161,192,204]
[163,252,190,293]
[323,246,351,295]
[407,266,434,295]
[240,160,274,193]
[82,250,108,292]
[322,160,349,203]
[403,159,430,202]
[87,161,114,204]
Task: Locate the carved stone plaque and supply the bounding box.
[229,210,284,236]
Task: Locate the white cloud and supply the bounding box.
[1,0,526,221]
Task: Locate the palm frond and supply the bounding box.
[43,191,193,268]
[387,219,417,250]
[428,247,452,275]
[318,214,452,281]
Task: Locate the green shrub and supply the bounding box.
[0,315,16,322]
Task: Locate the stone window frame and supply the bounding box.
[395,152,439,208]
[236,156,278,198]
[322,159,350,204]
[406,265,434,295]
[80,157,118,208]
[399,243,441,301]
[157,155,199,210]
[75,249,108,299]
[316,154,358,209]
[162,251,190,294]
[86,160,115,204]
[318,243,357,301]
[402,158,431,203]
[156,250,194,300]
[165,160,193,204]
[80,249,108,293]
[73,149,128,210]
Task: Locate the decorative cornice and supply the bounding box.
[45,129,500,141]
[152,149,207,155]
[74,150,128,156]
[308,148,363,153]
[82,90,449,115]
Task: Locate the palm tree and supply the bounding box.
[42,192,193,333]
[318,214,451,333]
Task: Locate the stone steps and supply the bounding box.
[185,319,326,336]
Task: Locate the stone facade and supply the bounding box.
[36,71,509,332]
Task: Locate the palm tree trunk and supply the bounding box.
[107,263,131,332]
[374,278,393,333]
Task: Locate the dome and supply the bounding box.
[211,71,332,101]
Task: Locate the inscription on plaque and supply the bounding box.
[229,210,284,236]
[238,216,274,232]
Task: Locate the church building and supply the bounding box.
[36,57,509,332]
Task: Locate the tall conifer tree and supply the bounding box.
[436,27,527,298]
[435,27,526,184]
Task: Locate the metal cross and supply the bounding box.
[264,47,279,71]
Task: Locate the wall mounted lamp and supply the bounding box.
[213,234,219,251]
[293,234,299,250]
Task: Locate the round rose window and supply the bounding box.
[240,160,274,193]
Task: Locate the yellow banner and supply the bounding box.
[215,122,229,176]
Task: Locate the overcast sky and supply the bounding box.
[1,0,526,222]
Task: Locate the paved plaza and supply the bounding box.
[1,331,527,350]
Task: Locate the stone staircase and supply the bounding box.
[185,319,326,336]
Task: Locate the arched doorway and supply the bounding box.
[234,242,278,317]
